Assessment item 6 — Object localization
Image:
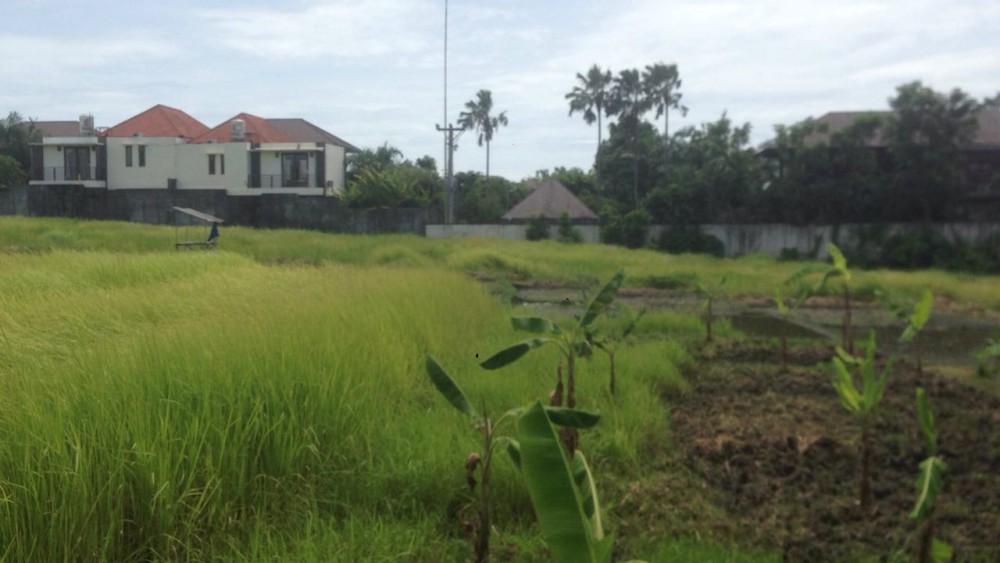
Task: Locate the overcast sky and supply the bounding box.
[2,0,997,180]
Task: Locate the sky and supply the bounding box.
[2,0,998,180]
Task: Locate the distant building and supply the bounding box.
[29,104,358,196]
[501,178,598,223]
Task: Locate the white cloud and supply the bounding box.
[198,0,435,60]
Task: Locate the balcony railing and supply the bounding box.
[249,174,317,189]
[32,167,105,182]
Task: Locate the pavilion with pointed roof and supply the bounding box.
[502,178,599,223]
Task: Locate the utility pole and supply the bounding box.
[437,123,462,223]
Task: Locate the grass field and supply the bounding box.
[0,217,996,561]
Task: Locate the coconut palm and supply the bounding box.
[608,69,652,207]
[566,65,614,153]
[643,62,686,139]
[458,90,508,179]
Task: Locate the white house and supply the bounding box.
[30,105,358,196]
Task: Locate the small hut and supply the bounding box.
[172,207,223,249]
[501,179,598,223]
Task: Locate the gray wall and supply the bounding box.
[0,186,440,234]
[428,222,1000,258]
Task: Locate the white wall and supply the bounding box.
[176,142,249,192]
[325,145,345,195]
[105,137,181,190]
[32,138,103,186]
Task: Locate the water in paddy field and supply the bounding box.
[730,311,996,366]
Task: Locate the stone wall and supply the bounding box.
[428,222,1000,258]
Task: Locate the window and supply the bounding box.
[208,154,216,175]
[125,145,133,167]
[138,145,146,167]
[220,154,225,175]
[281,152,309,187]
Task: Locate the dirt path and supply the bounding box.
[662,341,1000,561]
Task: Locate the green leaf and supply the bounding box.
[835,346,860,365]
[910,456,946,522]
[425,355,477,418]
[570,451,604,537]
[515,401,606,562]
[545,407,601,429]
[480,338,548,370]
[506,438,521,469]
[621,308,647,339]
[828,243,850,280]
[774,290,789,317]
[915,387,937,455]
[900,289,934,344]
[578,270,624,329]
[831,358,861,413]
[512,316,562,335]
[931,538,953,563]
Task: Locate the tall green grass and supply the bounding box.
[1,217,996,309]
[0,248,694,560]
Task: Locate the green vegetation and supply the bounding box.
[788,243,855,352]
[831,331,893,512]
[0,218,997,559]
[910,388,951,563]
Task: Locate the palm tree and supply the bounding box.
[643,62,686,139]
[0,111,39,173]
[458,89,508,179]
[566,65,614,154]
[608,69,652,207]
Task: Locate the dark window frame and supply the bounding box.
[208,154,216,175]
[281,152,310,187]
[138,145,146,167]
[125,145,133,168]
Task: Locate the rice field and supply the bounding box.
[0,216,995,561]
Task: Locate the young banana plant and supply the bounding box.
[774,288,796,372]
[910,388,951,563]
[511,401,638,563]
[480,270,624,454]
[586,306,646,396]
[425,356,599,563]
[877,287,933,376]
[974,335,1000,378]
[787,243,854,353]
[694,275,727,343]
[831,330,892,512]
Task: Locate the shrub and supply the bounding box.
[526,215,550,241]
[557,213,583,244]
[656,226,725,257]
[600,208,651,249]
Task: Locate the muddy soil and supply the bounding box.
[665,341,1000,561]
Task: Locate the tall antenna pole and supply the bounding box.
[443,0,448,181]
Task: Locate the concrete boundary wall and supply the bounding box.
[0,185,439,234]
[428,222,1000,258]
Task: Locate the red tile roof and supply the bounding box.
[105,104,208,139]
[192,113,294,144]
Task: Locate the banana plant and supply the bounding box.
[787,242,854,353]
[511,401,646,563]
[586,306,646,396]
[910,388,952,563]
[877,287,933,376]
[425,356,599,563]
[480,270,624,454]
[975,335,1000,378]
[774,288,799,372]
[830,330,892,512]
[693,275,727,343]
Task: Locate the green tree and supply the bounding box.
[346,143,404,184]
[458,89,509,180]
[0,111,39,175]
[607,69,653,208]
[0,154,25,187]
[566,65,614,161]
[643,62,685,139]
[886,81,981,222]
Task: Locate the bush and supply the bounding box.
[601,208,651,249]
[656,226,725,257]
[0,155,25,188]
[556,213,583,244]
[526,215,550,241]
